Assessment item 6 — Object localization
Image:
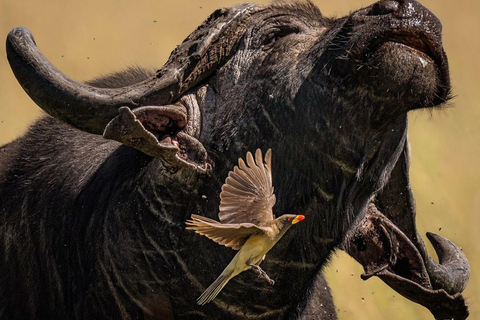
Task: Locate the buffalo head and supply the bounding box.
[3,0,469,319]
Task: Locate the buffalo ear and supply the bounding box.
[103,106,210,172]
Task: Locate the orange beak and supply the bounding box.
[291,215,305,225]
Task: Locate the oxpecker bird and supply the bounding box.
[186,148,305,305]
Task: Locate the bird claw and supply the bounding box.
[249,264,275,285]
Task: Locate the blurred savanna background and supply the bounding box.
[1,0,478,319]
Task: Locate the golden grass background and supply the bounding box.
[1,0,478,319]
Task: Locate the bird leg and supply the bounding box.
[247,263,275,285]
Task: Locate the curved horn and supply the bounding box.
[6,4,257,135]
[6,27,180,134]
[424,232,470,295]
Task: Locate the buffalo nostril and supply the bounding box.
[368,0,399,16]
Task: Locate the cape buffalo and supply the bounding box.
[0,0,470,319]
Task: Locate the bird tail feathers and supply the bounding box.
[197,270,233,305]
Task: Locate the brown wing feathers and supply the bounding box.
[186,149,275,248]
[218,149,275,225]
[186,214,264,250]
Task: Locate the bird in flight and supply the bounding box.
[186,148,305,305]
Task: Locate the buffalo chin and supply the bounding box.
[364,41,447,109]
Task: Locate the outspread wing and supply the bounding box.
[186,214,269,250]
[218,148,276,225]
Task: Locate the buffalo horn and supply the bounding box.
[6,27,180,134]
[424,232,470,295]
[6,4,256,134]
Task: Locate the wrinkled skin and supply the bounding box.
[0,1,469,319]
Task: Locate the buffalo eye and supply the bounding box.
[262,26,298,47]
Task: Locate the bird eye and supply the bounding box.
[287,218,292,221]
